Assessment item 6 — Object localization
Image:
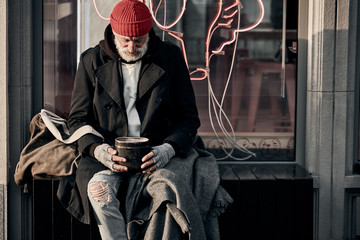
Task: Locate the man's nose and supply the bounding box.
[128,42,135,53]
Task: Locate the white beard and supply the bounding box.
[114,37,149,62]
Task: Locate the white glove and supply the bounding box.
[94,143,114,170]
[152,143,175,169]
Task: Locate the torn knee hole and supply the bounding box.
[89,181,110,203]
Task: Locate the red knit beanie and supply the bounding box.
[110,0,153,37]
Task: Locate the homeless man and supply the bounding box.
[57,0,232,239]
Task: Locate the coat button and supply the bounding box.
[105,103,113,110]
[155,97,162,103]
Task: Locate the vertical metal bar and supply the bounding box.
[76,0,82,63]
[33,177,53,240]
[54,0,59,98]
[162,0,166,40]
[52,178,71,240]
[356,197,360,237]
[33,0,44,112]
[295,0,308,167]
[355,0,360,164]
[281,0,287,98]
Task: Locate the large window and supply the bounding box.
[43,0,298,161]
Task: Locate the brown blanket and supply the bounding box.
[14,114,79,185]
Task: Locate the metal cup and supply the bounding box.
[114,137,150,173]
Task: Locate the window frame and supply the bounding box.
[294,0,308,167]
[355,0,360,170]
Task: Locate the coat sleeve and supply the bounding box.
[164,46,201,155]
[68,51,104,154]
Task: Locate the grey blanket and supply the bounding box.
[125,147,233,240]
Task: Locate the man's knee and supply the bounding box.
[88,181,110,203]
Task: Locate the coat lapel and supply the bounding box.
[94,61,124,109]
[94,60,165,107]
[138,63,165,100]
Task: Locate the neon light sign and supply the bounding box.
[92,0,264,81]
[149,0,187,30]
[212,0,265,54]
[148,0,264,160]
[149,0,265,81]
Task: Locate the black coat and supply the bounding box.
[69,25,200,154]
[57,25,201,224]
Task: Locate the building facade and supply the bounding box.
[0,0,360,239]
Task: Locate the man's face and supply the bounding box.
[113,32,149,62]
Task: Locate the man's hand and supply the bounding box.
[141,143,175,174]
[94,143,128,172]
[141,151,157,174]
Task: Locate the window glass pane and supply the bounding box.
[149,0,298,161]
[43,0,78,118]
[43,0,298,161]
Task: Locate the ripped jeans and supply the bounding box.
[87,170,127,240]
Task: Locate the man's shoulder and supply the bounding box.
[80,45,101,59]
[79,45,108,67]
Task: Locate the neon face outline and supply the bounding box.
[212,0,265,54]
[92,0,110,21]
[148,0,264,81]
[149,0,187,30]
